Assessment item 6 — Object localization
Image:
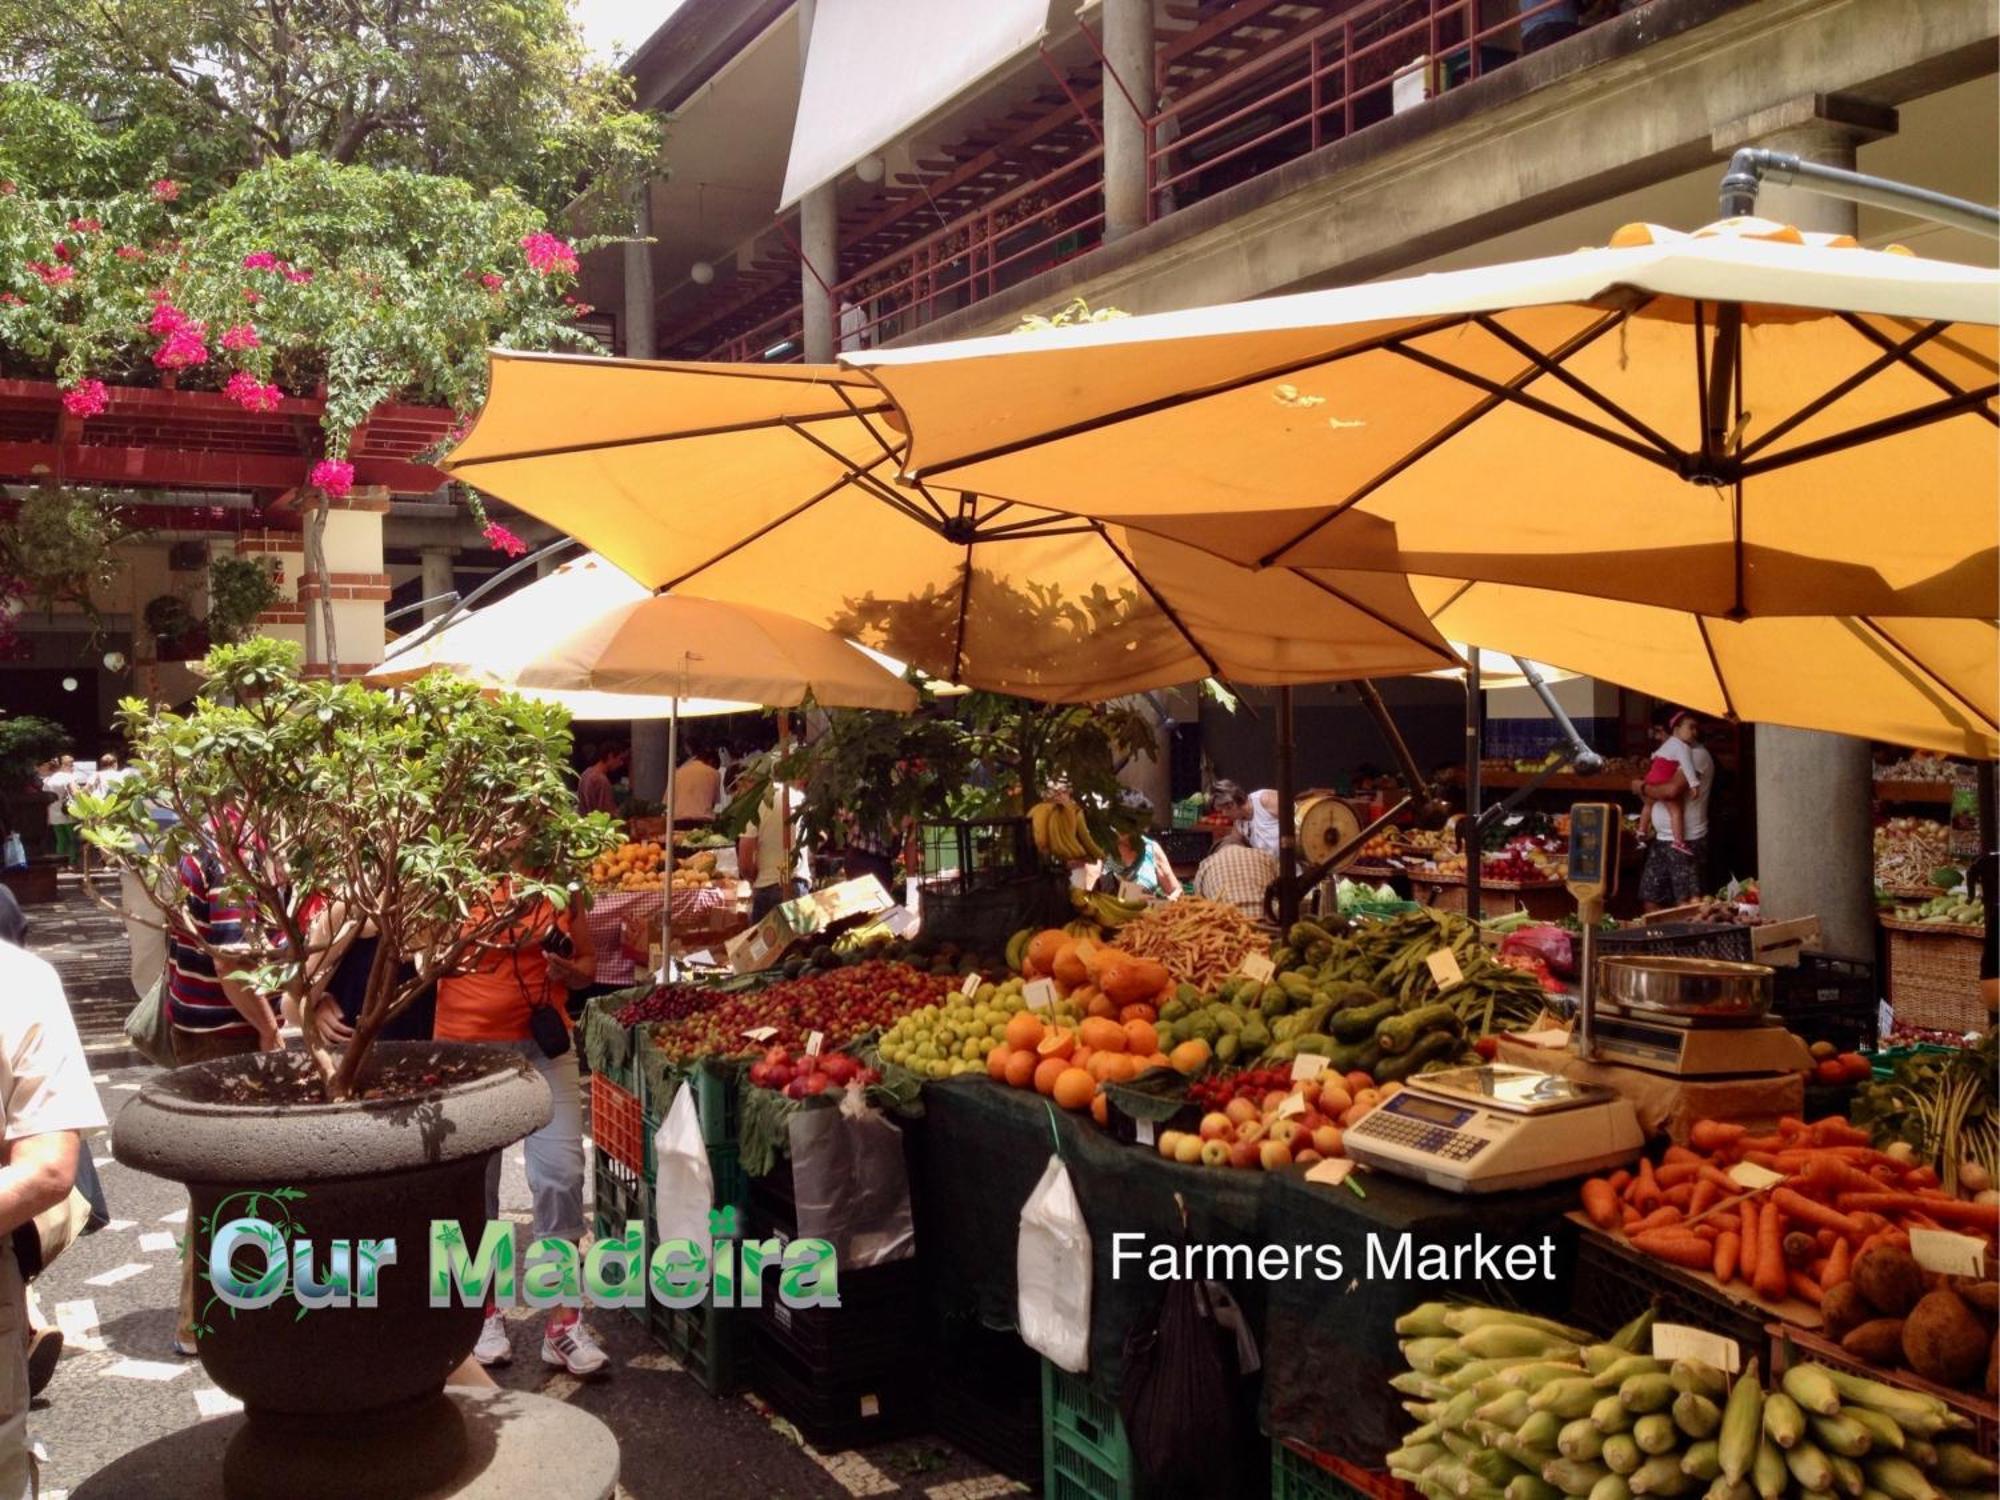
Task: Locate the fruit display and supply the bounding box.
[1806,1041,1876,1088]
[676,827,732,852]
[1160,1070,1388,1171]
[590,839,670,891]
[1660,897,1766,926]
[1067,884,1149,930]
[978,1004,1179,1123]
[746,1044,880,1100]
[1356,833,1405,863]
[877,976,1086,1083]
[1874,818,1951,891]
[1577,1114,1999,1311]
[1280,910,1551,1037]
[1875,754,1976,786]
[1428,844,1562,883]
[1384,1301,1993,1500]
[1029,798,1103,862]
[627,959,962,1065]
[1889,892,1985,929]
[1109,897,1272,990]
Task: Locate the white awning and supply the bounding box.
[779,0,1053,209]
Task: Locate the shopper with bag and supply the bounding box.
[434,884,607,1377]
[0,939,106,1497]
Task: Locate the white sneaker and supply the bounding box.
[473,1313,512,1367]
[541,1318,609,1376]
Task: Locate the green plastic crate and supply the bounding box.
[644,1056,739,1150]
[590,1156,652,1333]
[650,1294,742,1396]
[1272,1438,1411,1500]
[1043,1360,1136,1500]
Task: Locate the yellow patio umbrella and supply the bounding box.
[846,218,1999,620]
[438,353,1457,701]
[1416,579,2000,759]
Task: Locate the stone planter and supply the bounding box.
[112,1042,553,1500]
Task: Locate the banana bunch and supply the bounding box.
[1030,799,1102,862]
[1071,886,1147,928]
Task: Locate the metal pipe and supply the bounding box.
[1275,686,1299,930]
[1719,149,2000,238]
[384,591,459,625]
[1464,651,1481,923]
[1578,919,1599,1061]
[1353,680,1433,806]
[376,535,579,662]
[1511,656,1604,773]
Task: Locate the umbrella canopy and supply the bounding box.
[366,554,919,713]
[439,354,1456,702]
[847,219,1999,620]
[1417,578,1999,759]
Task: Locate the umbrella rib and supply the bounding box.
[1291,570,1455,664]
[1854,618,2000,735]
[445,405,896,469]
[1693,616,1737,721]
[659,451,898,593]
[1736,383,2000,478]
[1384,342,1682,470]
[832,381,919,461]
[1472,313,1682,459]
[1259,310,1632,567]
[1837,313,1998,422]
[1738,321,1953,460]
[778,416,953,525]
[906,312,1478,479]
[1090,523,1222,679]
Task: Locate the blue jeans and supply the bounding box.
[482,1042,586,1242]
[751,879,808,921]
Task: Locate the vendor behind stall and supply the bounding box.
[672,741,721,824]
[575,741,627,817]
[1209,779,1281,855]
[740,782,810,919]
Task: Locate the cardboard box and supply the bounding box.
[725,876,895,973]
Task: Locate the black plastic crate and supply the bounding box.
[918,870,1072,953]
[742,1243,922,1380]
[1157,826,1216,869]
[1571,1226,1770,1359]
[929,1321,1043,1485]
[747,1326,928,1449]
[1772,955,1880,1051]
[1596,922,1755,964]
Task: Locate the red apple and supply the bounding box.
[1344,1070,1373,1095]
[1200,1139,1230,1168]
[1234,1119,1266,1145]
[1224,1097,1259,1127]
[1294,1148,1324,1166]
[1227,1138,1261,1170]
[1316,1083,1353,1116]
[1311,1125,1344,1157]
[1157,1130,1185,1159]
[1267,1118,1301,1149]
[1262,1090,1291,1115]
[1198,1111,1233,1142]
[1258,1140,1293,1171]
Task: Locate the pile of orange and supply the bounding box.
[985,1007,1194,1126]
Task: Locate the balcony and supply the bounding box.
[667,0,1612,362]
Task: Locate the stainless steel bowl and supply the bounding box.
[1598,955,1774,1019]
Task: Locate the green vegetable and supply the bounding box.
[1785,1441,1835,1494]
[1680,1443,1721,1482]
[1611,1310,1659,1354]
[1840,1408,1905,1454]
[1629,1455,1696,1496]
[1589,1477,1632,1500]
[1783,1366,1844,1418]
[1674,1393,1722,1440]
[1463,1325,1584,1363]
[1764,1392,1806,1449]
[1376,1028,1464,1081]
[1594,1356,1667,1391]
[1602,1435,1643,1476]
[1529,1379,1602,1419]
[1672,1361,1730,1401]
[1378,1002,1463,1053]
[1751,1439,1787,1500]
[1718,1361,1765,1484]
[1809,1414,1874,1459]
[1542,1459,1613,1496]
[1633,1415,1679,1455]
[1560,1420,1607,1462]
[1930,1444,1998,1487]
[1331,997,1399,1041]
[1861,1456,1943,1500]
[1593,1394,1636,1435]
[1620,1374,1676,1414]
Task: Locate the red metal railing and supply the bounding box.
[697,0,1603,362]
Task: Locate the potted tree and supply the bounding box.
[72,638,620,1499]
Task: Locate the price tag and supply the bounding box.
[1238,952,1276,983]
[859,1394,880,1418]
[1516,1027,1572,1049]
[1276,1092,1308,1120]
[1118,880,1150,904]
[1135,1119,1155,1147]
[1910,1228,1989,1277]
[1651,1323,1742,1374]
[960,973,982,998]
[1727,1161,1784,1191]
[805,1030,824,1059]
[1305,1157,1355,1187]
[883,907,919,938]
[1425,949,1464,987]
[1291,1054,1329,1082]
[742,1026,779,1043]
[1023,978,1056,1011]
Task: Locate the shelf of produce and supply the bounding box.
[1480,771,1642,793]
[581,884,741,986]
[1567,1215,1821,1356]
[1768,1323,1998,1455]
[1407,874,1571,921]
[1870,780,1958,804]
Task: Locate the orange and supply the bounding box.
[1085,1051,1119,1082]
[1169,1039,1212,1075]
[1089,1092,1109,1127]
[1085,945,1133,975]
[1078,1017,1127,1054]
[1052,942,1090,989]
[1004,1050,1038,1089]
[1033,1056,1069,1096]
[1146,1052,1171,1072]
[1085,992,1119,1020]
[1003,1012,1046,1051]
[1036,1028,1076,1061]
[1118,1002,1157,1025]
[1122,1020,1159,1057]
[1102,1052,1141,1084]
[1052,1068,1096,1112]
[986,1044,1013,1080]
[1129,959,1171,997]
[1025,929,1068,975]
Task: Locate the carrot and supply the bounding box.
[1738,1199,1760,1284]
[1689,1120,1747,1153]
[1582,1178,1620,1229]
[1663,1184,1694,1209]
[1755,1197,1788,1300]
[1634,1157,1662,1208]
[1823,1236,1852,1289]
[1608,1169,1632,1194]
[1789,1270,1824,1304]
[1814,1228,1839,1253]
[1745,1150,1782,1171]
[1778,1117,1809,1139]
[1691,1222,1719,1241]
[1658,1161,1701,1188]
[1740,1134,1787,1153]
[1630,1205,1684,1235]
[1697,1163,1738,1194]
[1836,1194,2000,1233]
[1906,1165,1941,1190]
[1772,1188,1867,1239]
[1707,1211,1741,1233]
[1714,1229,1741,1283]
[1689,1180,1719,1219]
[1633,1230,1718,1271]
[1808,1118,1871,1147]
[1663,1144,1703,1166]
[1803,1156,1883,1197]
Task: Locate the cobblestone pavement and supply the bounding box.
[20,882,1027,1500]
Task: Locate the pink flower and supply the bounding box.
[281,265,313,284]
[480,272,505,290]
[241,251,280,271]
[0,182,15,196]
[153,321,209,370]
[61,380,109,419]
[219,322,260,351]
[308,459,354,499]
[28,261,73,286]
[242,289,261,304]
[481,522,529,558]
[50,243,69,261]
[148,300,188,335]
[151,179,181,202]
[115,245,145,261]
[520,231,578,275]
[0,293,21,306]
[66,218,101,234]
[223,370,282,413]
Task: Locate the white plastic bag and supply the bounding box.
[1,834,24,870]
[652,1082,715,1255]
[1017,1153,1092,1373]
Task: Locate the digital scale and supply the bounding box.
[1343,1064,1644,1193]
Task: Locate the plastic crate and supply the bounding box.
[1274,1438,1414,1500]
[1044,1359,1137,1500]
[1865,1042,1958,1080]
[919,870,1072,954]
[747,1326,927,1448]
[649,1294,743,1397]
[929,1321,1043,1485]
[1346,898,1423,921]
[1769,1325,1998,1458]
[589,1073,646,1178]
[1596,922,1755,964]
[646,1056,739,1151]
[592,1151,647,1245]
[1157,827,1216,867]
[1570,1227,1771,1361]
[743,1226,922,1381]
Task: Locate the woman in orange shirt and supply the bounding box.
[435,888,605,1376]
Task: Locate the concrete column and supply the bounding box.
[419,547,455,623]
[632,720,668,804]
[1718,100,1892,961]
[622,186,657,360]
[1102,0,1157,241]
[797,0,838,362]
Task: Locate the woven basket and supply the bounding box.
[1880,916,1988,1033]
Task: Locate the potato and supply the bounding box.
[1839,1318,1906,1367]
[1819,1282,1873,1341]
[1948,1277,1999,1318]
[1852,1245,1926,1317]
[1902,1289,1989,1388]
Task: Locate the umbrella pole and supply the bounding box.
[1465,650,1483,923]
[1276,686,1299,930]
[658,663,683,984]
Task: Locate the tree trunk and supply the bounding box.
[307,494,340,680]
